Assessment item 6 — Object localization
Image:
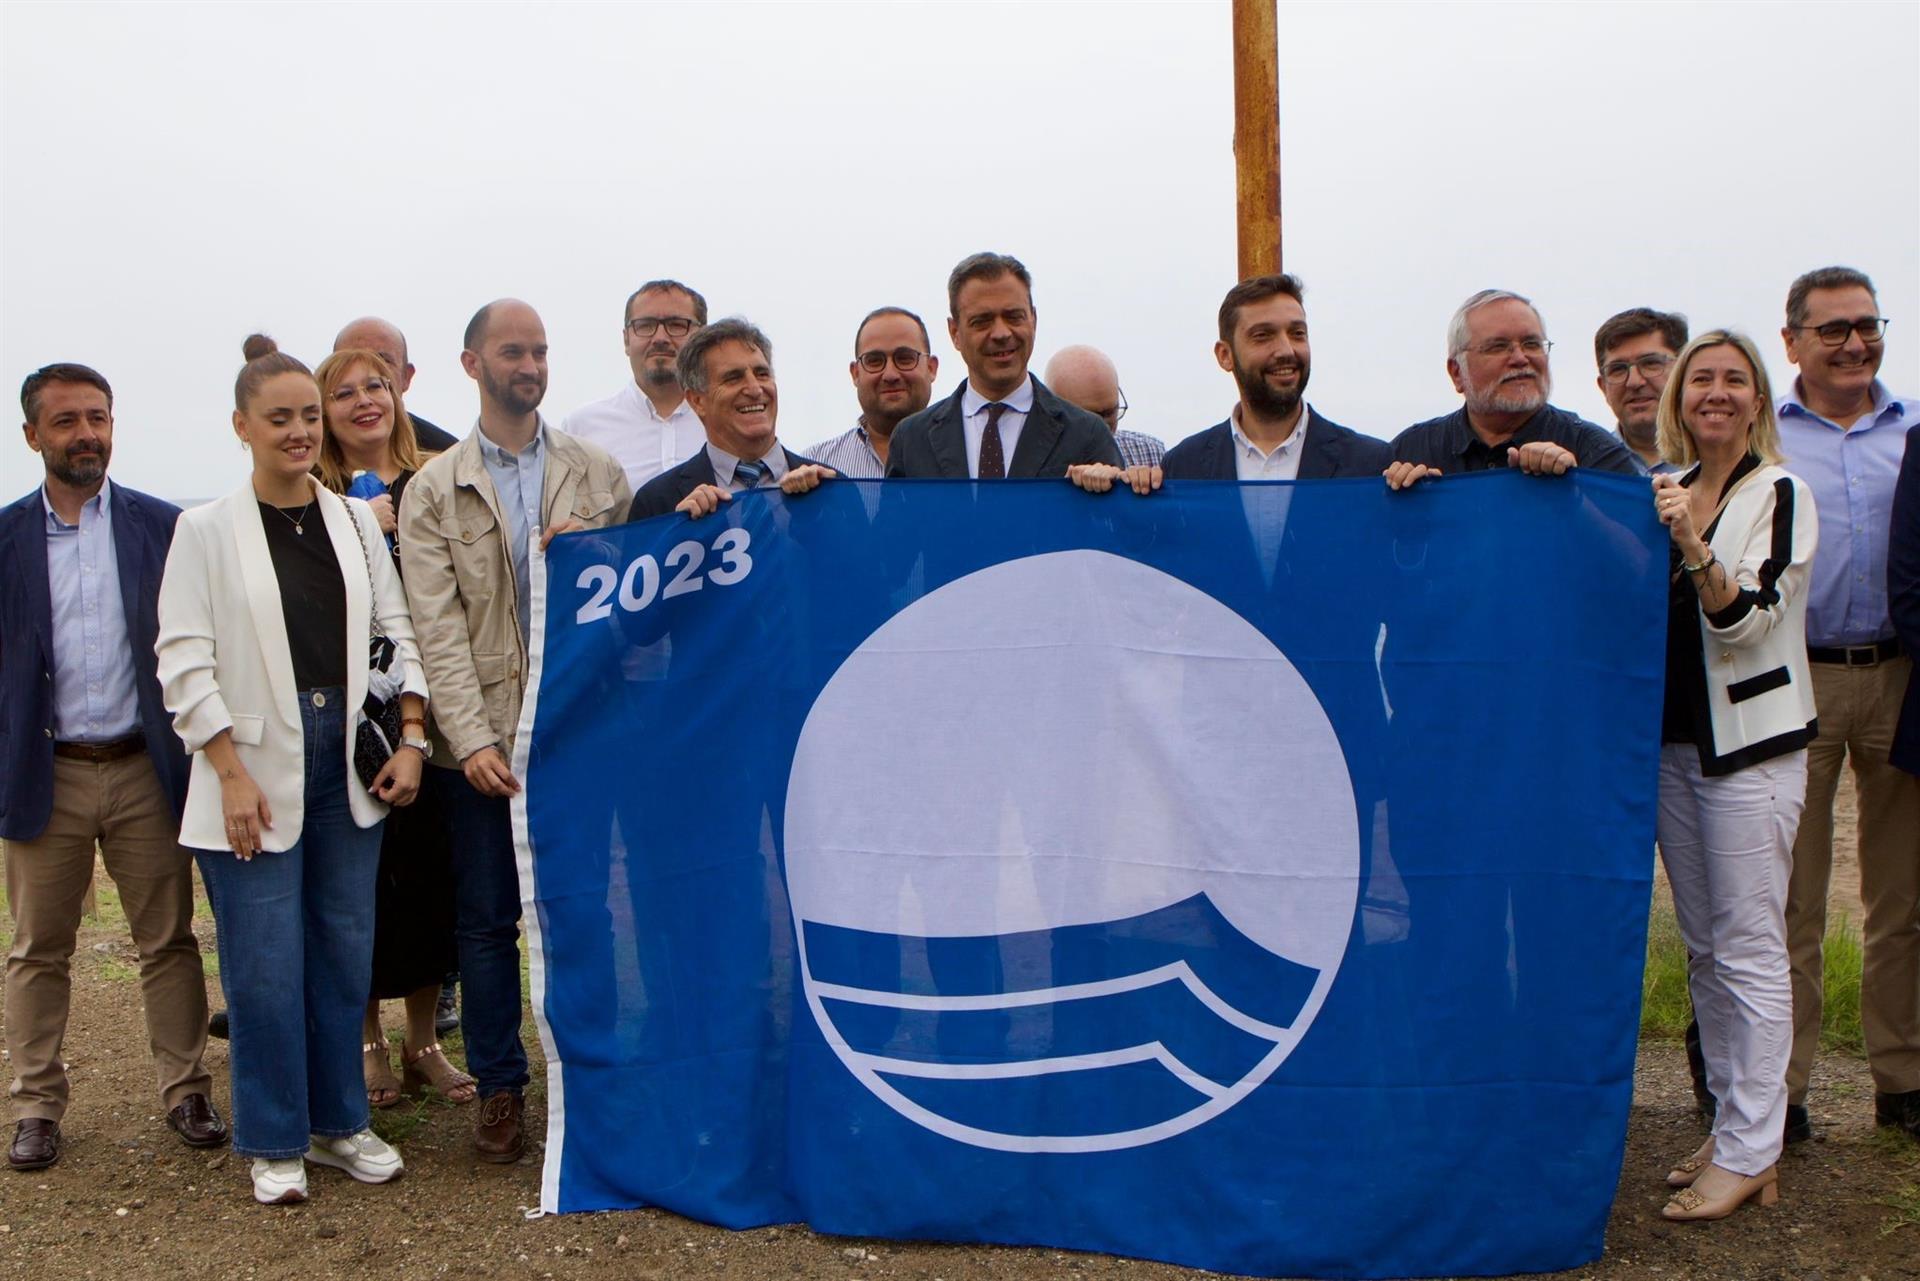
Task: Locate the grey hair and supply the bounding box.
[1446,288,1540,359]
[1785,266,1875,329]
[676,317,773,395]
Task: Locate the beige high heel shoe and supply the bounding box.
[1666,1136,1714,1187]
[1661,1164,1778,1221]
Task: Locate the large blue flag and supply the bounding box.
[513,472,1665,1279]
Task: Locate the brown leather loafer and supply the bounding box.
[166,1094,229,1149]
[474,1090,525,1164]
[8,1119,61,1171]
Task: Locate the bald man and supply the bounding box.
[333,316,459,449]
[399,298,628,1164]
[1043,345,1164,468]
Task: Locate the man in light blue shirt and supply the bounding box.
[807,306,941,480]
[3,363,219,1171]
[1774,265,1920,1144]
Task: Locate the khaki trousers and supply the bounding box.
[2,754,212,1122]
[1785,655,1920,1101]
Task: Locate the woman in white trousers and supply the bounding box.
[1650,330,1819,1221]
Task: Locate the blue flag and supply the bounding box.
[514,472,1665,1279]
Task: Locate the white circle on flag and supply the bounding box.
[784,549,1360,1152]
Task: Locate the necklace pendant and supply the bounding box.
[294,523,304,535]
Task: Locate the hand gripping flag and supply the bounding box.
[513,472,1665,1279]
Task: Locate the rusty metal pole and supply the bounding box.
[1231,0,1281,278]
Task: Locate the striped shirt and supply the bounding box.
[804,423,889,480]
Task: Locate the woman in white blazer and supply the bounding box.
[1649,331,1818,1222]
[156,337,430,1207]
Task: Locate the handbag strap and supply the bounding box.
[344,499,386,640]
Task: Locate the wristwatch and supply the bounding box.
[400,734,432,756]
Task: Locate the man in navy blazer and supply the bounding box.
[1890,424,1920,776]
[886,253,1124,482]
[1164,274,1390,481]
[628,318,834,522]
[1,364,221,1171]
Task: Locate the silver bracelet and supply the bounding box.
[1682,551,1716,575]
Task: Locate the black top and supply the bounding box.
[1391,404,1638,475]
[407,414,460,452]
[258,502,347,690]
[1660,454,1762,756]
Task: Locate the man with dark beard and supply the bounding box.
[1386,288,1635,489]
[2,364,223,1170]
[1163,274,1390,480]
[563,279,711,491]
[400,300,629,1164]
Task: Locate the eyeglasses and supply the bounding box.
[627,316,697,338]
[1469,338,1553,359]
[1599,353,1675,385]
[857,347,929,373]
[1792,317,1889,347]
[1100,387,1130,424]
[329,378,389,403]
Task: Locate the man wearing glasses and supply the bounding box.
[806,307,941,479]
[563,279,711,491]
[1593,308,1688,476]
[1386,289,1636,489]
[1043,346,1164,468]
[1775,265,1920,1145]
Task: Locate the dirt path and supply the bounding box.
[3,819,1912,1281]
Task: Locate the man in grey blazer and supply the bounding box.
[886,253,1128,483]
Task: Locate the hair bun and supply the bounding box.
[242,333,279,362]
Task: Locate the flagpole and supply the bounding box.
[1231,0,1281,277]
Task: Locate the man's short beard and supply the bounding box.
[483,368,545,415]
[642,363,681,391]
[1463,369,1549,417]
[1234,356,1309,420]
[48,447,108,488]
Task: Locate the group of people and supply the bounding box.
[3,251,1916,1230]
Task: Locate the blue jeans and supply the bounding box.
[437,765,529,1097]
[195,689,382,1158]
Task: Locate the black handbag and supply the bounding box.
[347,509,407,790]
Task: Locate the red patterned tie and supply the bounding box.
[979,402,1007,480]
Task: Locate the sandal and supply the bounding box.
[402,1043,477,1104]
[364,1041,402,1110]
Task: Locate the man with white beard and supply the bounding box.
[1386,289,1636,489]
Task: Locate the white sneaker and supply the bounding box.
[307,1130,404,1184]
[251,1157,308,1205]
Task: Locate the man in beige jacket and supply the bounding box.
[399,299,630,1163]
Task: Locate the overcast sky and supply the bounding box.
[3,0,1915,501]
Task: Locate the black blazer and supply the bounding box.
[884,376,1122,479]
[1160,408,1392,481]
[1889,423,1920,775]
[407,413,461,452]
[0,483,190,840]
[627,444,818,523]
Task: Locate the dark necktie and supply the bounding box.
[735,457,767,489]
[979,402,1007,480]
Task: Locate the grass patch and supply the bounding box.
[1642,900,1865,1054]
[1878,1181,1920,1235]
[96,956,139,982]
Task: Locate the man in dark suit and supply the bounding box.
[886,252,1135,488]
[1,364,224,1171]
[335,316,460,450]
[628,318,835,522]
[1163,274,1391,481]
[1894,425,1920,780]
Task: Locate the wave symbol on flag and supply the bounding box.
[800,893,1319,1141]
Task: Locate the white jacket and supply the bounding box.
[156,480,428,851]
[1683,458,1819,774]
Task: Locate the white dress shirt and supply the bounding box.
[1230,404,1313,480]
[961,377,1036,479]
[562,381,707,491]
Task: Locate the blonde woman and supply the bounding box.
[315,349,474,1110]
[1650,331,1818,1220]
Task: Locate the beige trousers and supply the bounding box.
[1785,655,1920,1101]
[3,754,212,1122]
